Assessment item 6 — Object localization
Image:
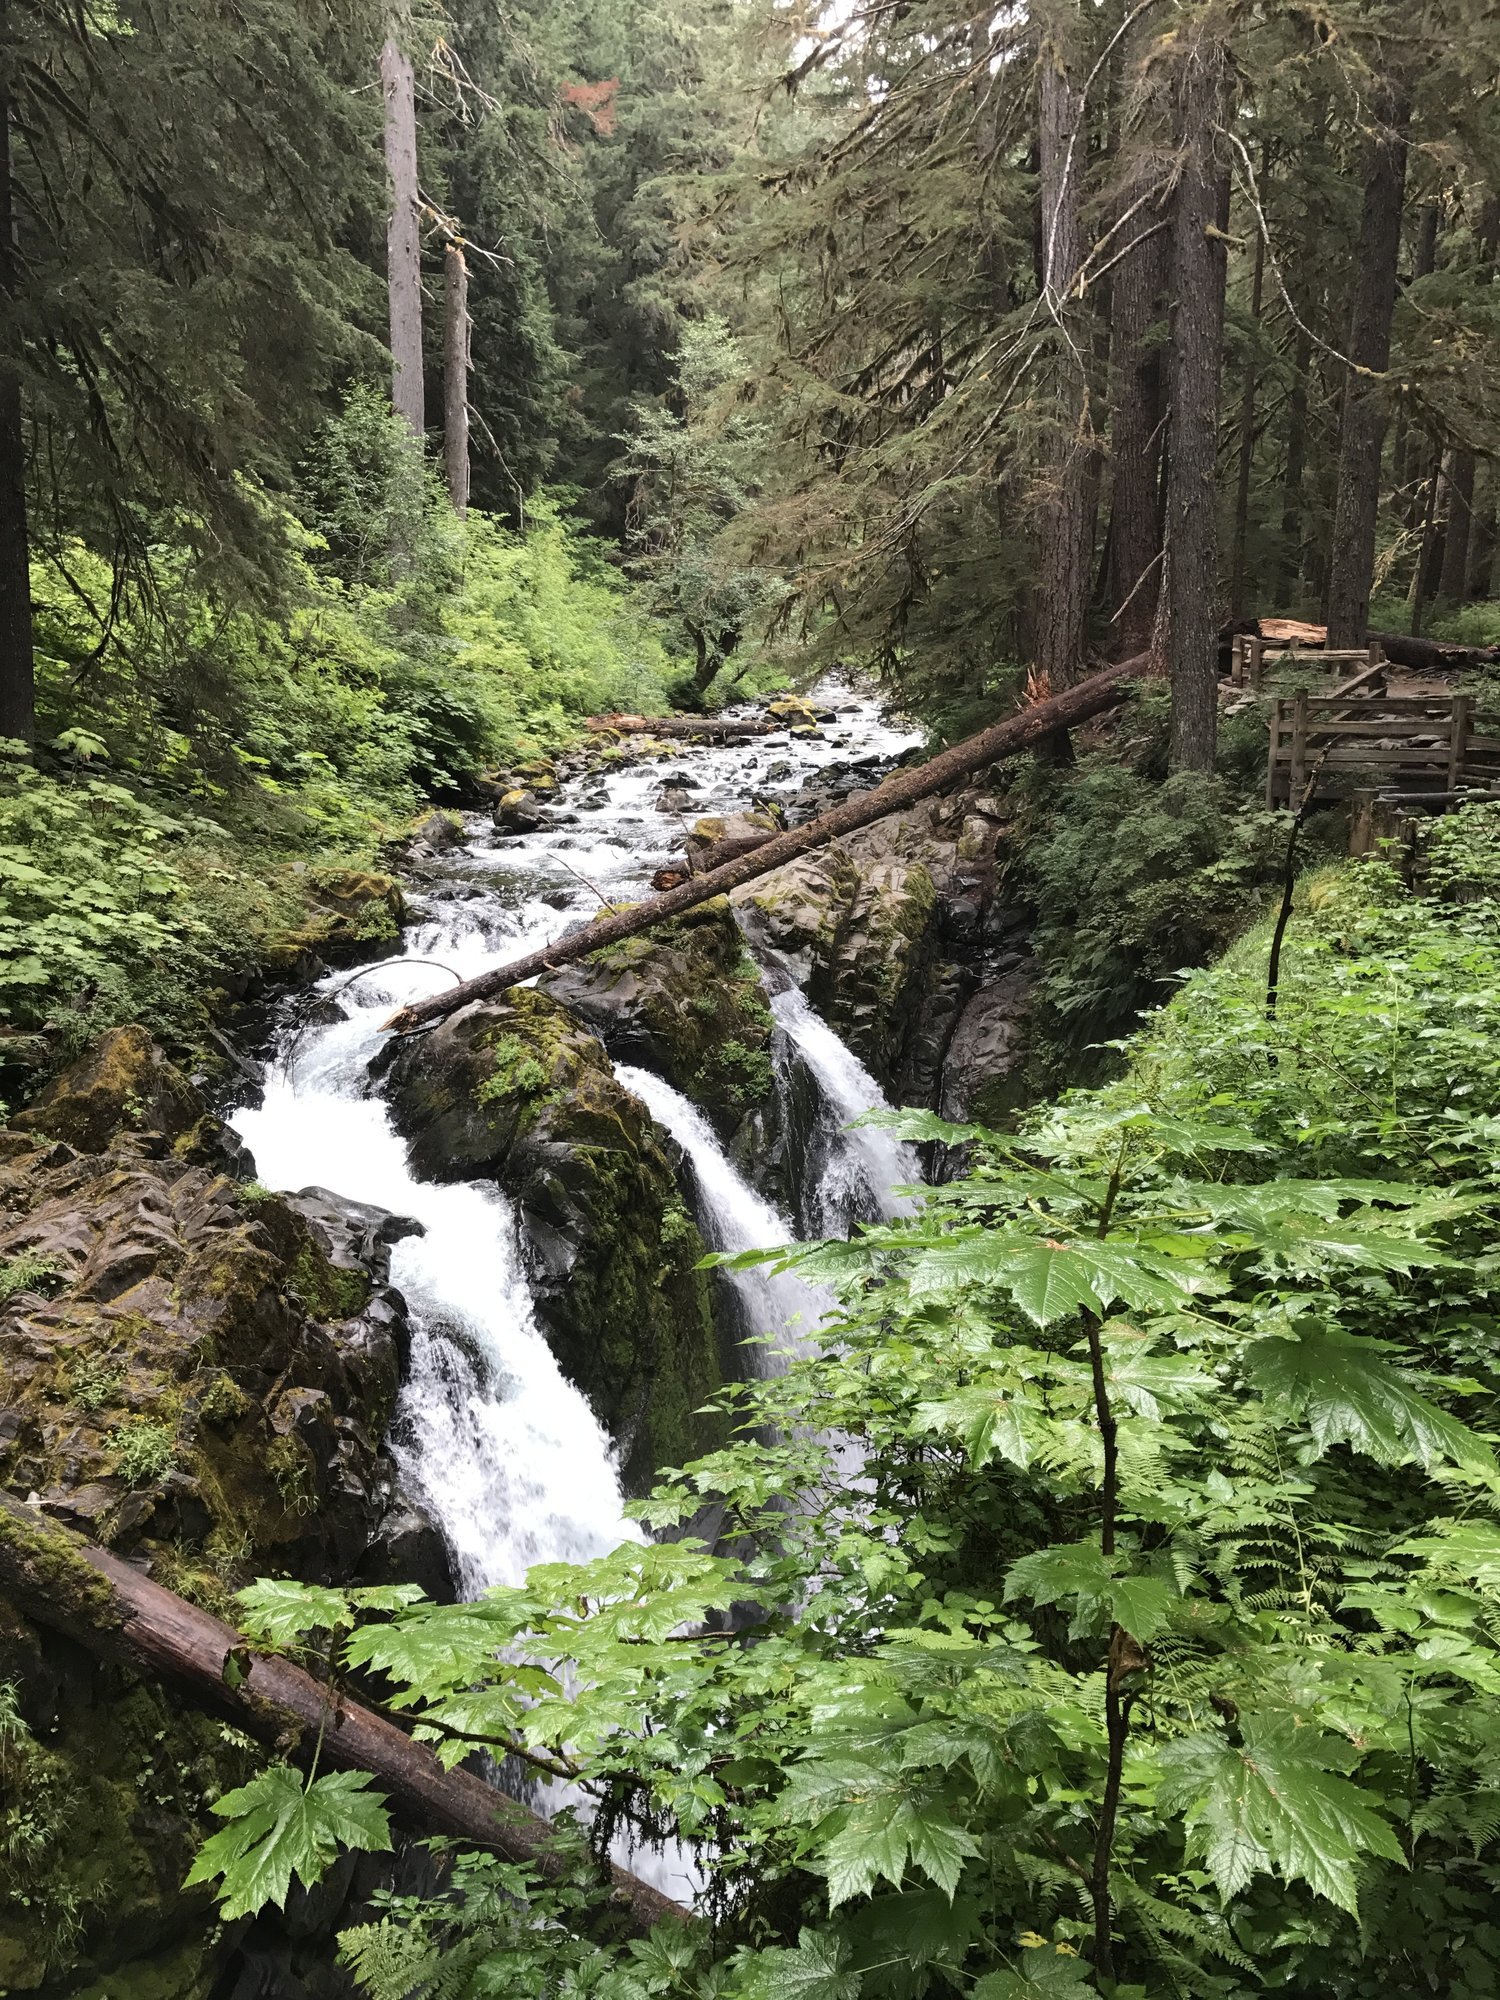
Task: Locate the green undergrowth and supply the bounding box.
[194,819,1500,1999]
[1,396,686,1103]
[1008,685,1337,1084]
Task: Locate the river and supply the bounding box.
[231,686,921,1603]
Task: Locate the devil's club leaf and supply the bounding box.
[186,1767,391,1919]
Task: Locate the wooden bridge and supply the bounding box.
[1265,686,1500,807]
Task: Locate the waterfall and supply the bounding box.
[614,1064,826,1369]
[229,679,921,1601]
[232,974,638,1598]
[771,987,919,1237]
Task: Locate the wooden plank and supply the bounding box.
[1286,724,1452,741]
[1329,662,1388,699]
[1290,689,1309,800]
[1297,701,1456,718]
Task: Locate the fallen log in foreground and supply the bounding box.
[587,712,780,740]
[387,659,1138,1036]
[0,1492,688,1932]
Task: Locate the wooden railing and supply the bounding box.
[1265,689,1500,807]
[1232,635,1383,689]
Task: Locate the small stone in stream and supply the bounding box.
[765,760,793,780]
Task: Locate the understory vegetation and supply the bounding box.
[0,395,684,1092]
[190,808,1500,1999]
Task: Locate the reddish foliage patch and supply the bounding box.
[561,78,620,136]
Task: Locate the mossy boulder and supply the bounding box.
[541,898,776,1139]
[0,1038,423,1590]
[11,1025,209,1158]
[261,867,405,974]
[733,823,939,1085]
[733,793,1028,1105]
[379,988,724,1492]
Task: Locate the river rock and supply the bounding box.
[732,790,1031,1110]
[494,788,549,834]
[939,963,1033,1126]
[541,898,777,1142]
[377,989,724,1493]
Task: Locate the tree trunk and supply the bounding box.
[1468,464,1496,599]
[387,657,1141,1034]
[1034,15,1090,690]
[1275,323,1312,606]
[381,34,424,440]
[1229,151,1269,622]
[0,1493,686,1932]
[1439,448,1475,601]
[0,89,33,746]
[1409,448,1441,634]
[1105,16,1168,656]
[1164,20,1229,773]
[1324,88,1411,648]
[443,241,471,515]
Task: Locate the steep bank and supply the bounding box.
[0,1029,437,1992]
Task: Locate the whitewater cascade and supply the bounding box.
[614,1063,828,1371]
[232,685,923,1600]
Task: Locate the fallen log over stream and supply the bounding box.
[387,658,1140,1035]
[0,1491,688,1931]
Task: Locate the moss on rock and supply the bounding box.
[380,988,725,1490]
[260,869,405,973]
[541,898,776,1137]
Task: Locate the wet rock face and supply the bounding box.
[733,790,1035,1122]
[378,988,724,1494]
[541,898,776,1143]
[0,1137,411,1589]
[0,1033,441,1996]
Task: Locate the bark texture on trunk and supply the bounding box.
[1034,18,1090,689]
[1324,90,1411,648]
[0,93,33,746]
[381,35,424,439]
[1106,25,1168,656]
[1164,22,1229,773]
[0,1492,687,1932]
[443,241,471,515]
[387,658,1141,1034]
[1439,449,1475,601]
[1469,465,1496,598]
[1276,324,1311,604]
[1229,158,1268,621]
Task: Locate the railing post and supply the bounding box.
[1266,698,1283,808]
[1448,693,1471,791]
[1248,636,1264,689]
[1289,688,1309,804]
